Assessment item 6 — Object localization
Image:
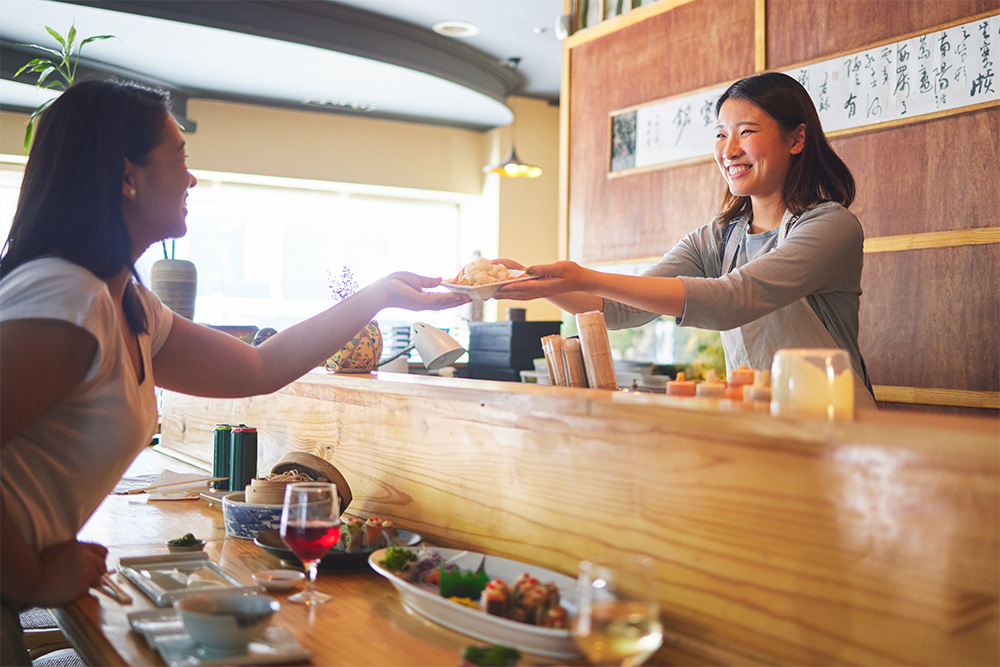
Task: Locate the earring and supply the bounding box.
[129,188,136,197]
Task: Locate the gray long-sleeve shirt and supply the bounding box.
[603,201,872,398]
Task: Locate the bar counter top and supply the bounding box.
[157,370,999,665]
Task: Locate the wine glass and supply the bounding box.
[279,482,341,605]
[571,555,664,666]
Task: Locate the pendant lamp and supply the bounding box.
[483,59,542,179]
[484,146,542,178]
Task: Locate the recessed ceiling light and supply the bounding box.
[432,20,479,38]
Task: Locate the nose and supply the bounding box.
[188,172,198,188]
[722,135,742,160]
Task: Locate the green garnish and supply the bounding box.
[462,644,521,666]
[440,557,489,599]
[379,546,417,572]
[169,532,198,546]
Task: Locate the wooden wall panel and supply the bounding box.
[568,0,754,263]
[565,0,999,414]
[834,108,999,237]
[766,0,1000,69]
[860,243,1000,391]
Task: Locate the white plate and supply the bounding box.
[128,608,310,666]
[369,547,579,660]
[439,271,539,301]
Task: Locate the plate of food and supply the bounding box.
[254,517,420,570]
[369,546,579,659]
[440,258,538,301]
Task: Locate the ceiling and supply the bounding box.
[0,0,567,132]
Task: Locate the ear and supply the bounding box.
[789,123,806,155]
[122,157,137,200]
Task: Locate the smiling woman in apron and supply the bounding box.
[497,71,877,409]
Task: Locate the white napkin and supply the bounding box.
[147,470,214,501]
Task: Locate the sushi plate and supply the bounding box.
[368,547,580,660]
[254,528,420,570]
[439,271,539,301]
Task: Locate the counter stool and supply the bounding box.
[18,607,83,667]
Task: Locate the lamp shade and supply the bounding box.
[483,146,542,178]
[410,322,466,370]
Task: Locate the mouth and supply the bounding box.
[726,164,751,179]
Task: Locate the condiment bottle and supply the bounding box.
[724,365,755,400]
[743,369,772,403]
[696,369,726,398]
[667,372,696,397]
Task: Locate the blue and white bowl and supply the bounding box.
[222,491,283,540]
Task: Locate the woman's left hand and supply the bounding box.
[380,272,471,311]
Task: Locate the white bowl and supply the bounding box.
[174,590,279,650]
[222,491,283,540]
[252,569,305,592]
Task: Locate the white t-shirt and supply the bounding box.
[1,257,173,551]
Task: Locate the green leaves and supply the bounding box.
[13,24,115,153]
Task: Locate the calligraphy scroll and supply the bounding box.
[610,13,999,175]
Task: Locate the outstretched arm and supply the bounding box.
[152,272,469,397]
[497,260,686,318]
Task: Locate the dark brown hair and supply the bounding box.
[715,71,855,227]
[1,79,172,333]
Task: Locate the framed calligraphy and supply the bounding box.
[608,12,999,176]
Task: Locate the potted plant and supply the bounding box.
[150,240,197,320]
[324,267,383,373]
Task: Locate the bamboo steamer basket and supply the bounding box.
[244,451,353,512]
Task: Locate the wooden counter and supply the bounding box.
[57,449,554,666]
[161,371,1000,665]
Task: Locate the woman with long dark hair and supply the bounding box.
[498,71,876,406]
[0,79,467,663]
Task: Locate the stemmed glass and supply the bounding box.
[571,555,664,666]
[279,482,341,605]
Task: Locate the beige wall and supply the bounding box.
[1,94,563,322]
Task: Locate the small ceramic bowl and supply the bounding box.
[222,491,283,540]
[174,590,279,650]
[165,538,206,553]
[252,569,305,592]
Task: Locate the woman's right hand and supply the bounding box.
[31,540,108,607]
[378,272,471,311]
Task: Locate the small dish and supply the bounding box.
[439,271,539,301]
[165,538,207,554]
[252,570,305,592]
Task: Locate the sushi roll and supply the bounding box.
[343,517,364,552]
[542,605,568,629]
[363,517,384,549]
[479,579,511,617]
[381,519,398,546]
[518,582,552,625]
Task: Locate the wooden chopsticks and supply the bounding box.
[123,477,227,495]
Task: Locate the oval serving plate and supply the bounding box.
[439,271,539,301]
[254,528,420,570]
[368,547,579,660]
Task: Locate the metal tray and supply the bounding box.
[119,552,260,606]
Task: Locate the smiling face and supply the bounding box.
[121,115,197,256]
[714,98,804,212]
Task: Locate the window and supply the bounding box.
[1,160,490,348]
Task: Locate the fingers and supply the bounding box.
[493,258,525,270]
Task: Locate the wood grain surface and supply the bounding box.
[161,372,999,665]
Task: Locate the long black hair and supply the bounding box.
[0,79,172,333]
[715,71,855,227]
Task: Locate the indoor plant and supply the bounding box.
[14,24,113,153]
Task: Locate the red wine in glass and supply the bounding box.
[283,521,342,562]
[279,482,340,605]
